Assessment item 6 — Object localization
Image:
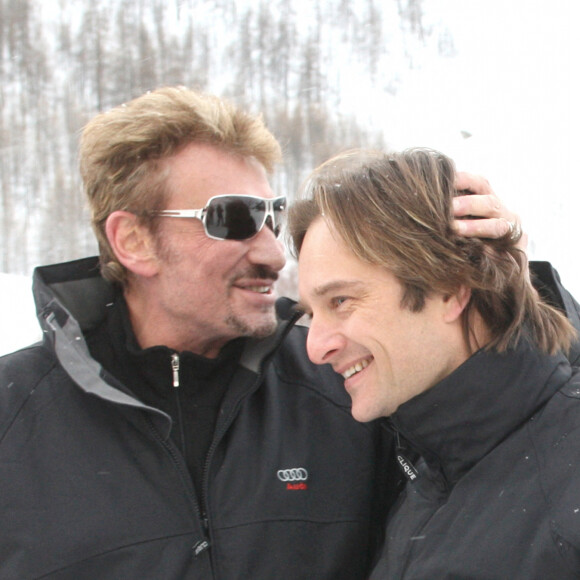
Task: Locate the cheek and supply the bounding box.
[368,327,418,379]
[160,249,225,294]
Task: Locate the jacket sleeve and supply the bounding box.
[530,261,580,366]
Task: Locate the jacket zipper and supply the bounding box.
[143,413,210,560]
[385,420,451,577]
[171,353,211,545]
[395,431,419,482]
[145,354,213,562]
[171,353,180,387]
[171,354,188,483]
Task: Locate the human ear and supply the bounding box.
[105,211,160,278]
[442,285,471,323]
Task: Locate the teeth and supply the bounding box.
[342,358,371,379]
[248,286,270,293]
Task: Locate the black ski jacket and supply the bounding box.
[369,339,580,579]
[0,257,390,580]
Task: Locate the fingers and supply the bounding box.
[454,172,509,221]
[453,217,511,237]
[453,171,528,252]
[453,216,528,252]
[455,171,494,197]
[452,194,506,220]
[452,193,520,237]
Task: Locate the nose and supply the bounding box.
[306,315,345,366]
[247,223,286,272]
[264,215,278,236]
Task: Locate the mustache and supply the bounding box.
[235,265,279,282]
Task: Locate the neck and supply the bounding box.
[465,308,492,355]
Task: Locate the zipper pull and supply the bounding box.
[193,539,210,558]
[171,353,180,388]
[395,432,419,482]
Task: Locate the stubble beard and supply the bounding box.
[225,265,280,339]
[225,304,278,340]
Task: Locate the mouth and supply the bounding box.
[341,357,373,380]
[232,277,278,303]
[235,282,274,295]
[246,285,272,294]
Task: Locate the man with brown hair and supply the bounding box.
[290,148,580,578]
[0,86,569,578]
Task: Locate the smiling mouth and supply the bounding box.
[234,281,274,295]
[247,285,271,294]
[342,358,372,379]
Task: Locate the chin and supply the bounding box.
[350,405,378,424]
[239,317,278,340]
[226,311,278,340]
[249,319,278,339]
[351,397,391,423]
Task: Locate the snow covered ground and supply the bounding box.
[0,273,42,356]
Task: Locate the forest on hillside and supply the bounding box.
[0,0,452,282]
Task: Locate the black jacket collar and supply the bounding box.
[32,256,301,437]
[389,340,572,486]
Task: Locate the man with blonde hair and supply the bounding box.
[290,147,580,578]
[0,86,389,579]
[0,87,569,578]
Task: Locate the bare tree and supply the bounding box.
[0,0,434,278]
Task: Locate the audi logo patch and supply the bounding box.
[277,468,308,482]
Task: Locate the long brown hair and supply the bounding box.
[289,148,575,354]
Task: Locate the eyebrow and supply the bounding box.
[296,280,366,313]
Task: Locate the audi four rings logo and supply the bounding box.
[277,468,308,482]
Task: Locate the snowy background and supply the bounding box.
[1,273,40,355]
[1,0,579,356]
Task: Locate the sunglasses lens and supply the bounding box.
[204,196,286,240]
[204,196,264,240]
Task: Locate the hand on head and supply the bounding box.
[452,172,527,252]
